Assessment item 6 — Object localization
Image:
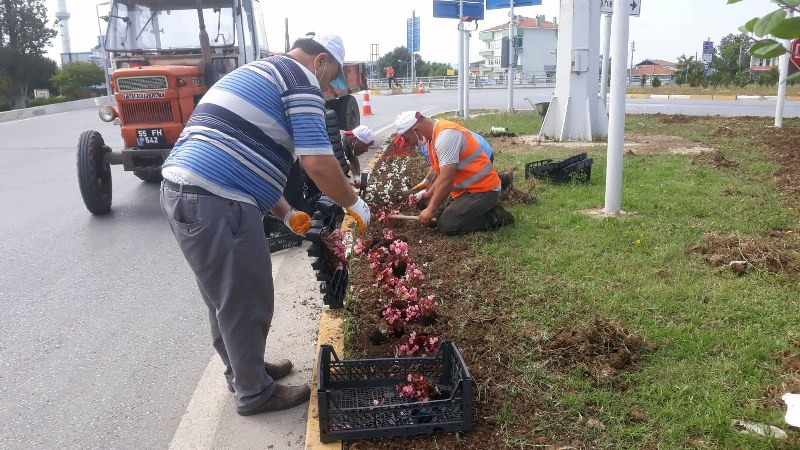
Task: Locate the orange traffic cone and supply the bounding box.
[418,81,425,94]
[362,92,374,115]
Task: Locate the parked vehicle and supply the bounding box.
[78,0,366,214]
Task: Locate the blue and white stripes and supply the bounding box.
[162,55,333,213]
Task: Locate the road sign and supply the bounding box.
[599,0,642,16]
[432,0,484,20]
[407,17,420,53]
[791,39,800,71]
[703,40,713,54]
[701,53,712,64]
[487,0,542,9]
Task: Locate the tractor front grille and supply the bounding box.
[120,101,174,124]
[117,76,168,91]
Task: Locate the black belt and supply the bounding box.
[163,179,214,196]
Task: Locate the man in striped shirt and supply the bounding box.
[160,35,370,416]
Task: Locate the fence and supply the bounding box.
[368,73,674,89]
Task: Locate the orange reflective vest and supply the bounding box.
[429,119,501,198]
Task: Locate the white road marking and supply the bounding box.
[0,109,90,125]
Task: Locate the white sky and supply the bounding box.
[44,0,773,66]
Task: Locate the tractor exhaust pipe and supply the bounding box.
[196,0,214,87]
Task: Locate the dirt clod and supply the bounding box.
[691,150,738,168]
[689,232,800,275]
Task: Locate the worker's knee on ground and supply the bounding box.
[437,214,461,235]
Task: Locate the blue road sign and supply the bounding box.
[432,0,485,20]
[407,17,420,53]
[703,40,713,53]
[486,0,542,9]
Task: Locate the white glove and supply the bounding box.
[345,197,371,233]
[412,178,431,191]
[283,208,311,236]
[413,189,427,201]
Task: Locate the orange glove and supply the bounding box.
[412,178,431,191]
[345,197,371,233]
[283,208,311,236]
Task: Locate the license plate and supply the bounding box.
[136,128,166,148]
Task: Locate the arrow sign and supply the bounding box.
[600,0,642,16]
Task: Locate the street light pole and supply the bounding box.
[628,40,635,85]
[95,1,113,101]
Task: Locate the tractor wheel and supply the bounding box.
[134,169,163,182]
[77,130,112,215]
[333,95,360,131]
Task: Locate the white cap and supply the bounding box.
[394,111,419,134]
[351,125,375,144]
[311,34,345,68]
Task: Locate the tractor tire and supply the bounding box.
[333,95,360,131]
[325,109,351,177]
[134,169,163,182]
[77,130,112,215]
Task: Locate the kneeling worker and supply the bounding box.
[342,125,375,182]
[394,111,514,235]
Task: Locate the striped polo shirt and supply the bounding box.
[161,55,333,212]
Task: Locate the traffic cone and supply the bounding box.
[362,92,374,116]
[418,81,425,94]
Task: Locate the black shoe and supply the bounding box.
[488,204,515,228]
[236,384,311,416]
[227,359,293,393]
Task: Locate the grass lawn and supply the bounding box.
[441,113,800,448]
[627,84,800,97]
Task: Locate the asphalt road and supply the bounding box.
[1,88,797,449]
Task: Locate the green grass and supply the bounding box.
[440,111,543,136]
[627,84,800,96]
[449,113,800,448]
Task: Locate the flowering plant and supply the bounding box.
[396,374,439,403]
[395,331,440,357]
[322,229,347,271]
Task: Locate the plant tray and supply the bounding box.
[525,152,593,184]
[263,215,303,253]
[317,341,472,443]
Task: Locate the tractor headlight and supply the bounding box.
[99,106,118,122]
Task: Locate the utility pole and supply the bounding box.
[605,0,631,216]
[628,41,636,85]
[411,10,417,87]
[284,18,290,52]
[775,9,794,128]
[600,13,612,104]
[507,0,515,112]
[457,0,464,116]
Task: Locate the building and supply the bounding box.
[749,56,780,79]
[478,15,558,82]
[632,59,677,84]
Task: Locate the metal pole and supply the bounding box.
[628,41,635,85]
[604,0,631,216]
[775,9,793,128]
[600,13,612,104]
[463,28,470,118]
[411,10,417,87]
[96,2,113,101]
[457,0,464,116]
[507,0,515,112]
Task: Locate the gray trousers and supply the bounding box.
[435,189,501,235]
[160,186,275,413]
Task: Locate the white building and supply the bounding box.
[478,15,558,83]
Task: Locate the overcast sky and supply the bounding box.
[44,0,773,67]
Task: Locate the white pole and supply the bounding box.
[600,13,612,105]
[463,28,470,118]
[604,0,631,216]
[775,9,794,128]
[411,10,417,87]
[457,1,464,116]
[507,0,515,112]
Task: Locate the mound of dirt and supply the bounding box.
[539,318,650,382]
[689,232,800,275]
[658,113,693,124]
[691,150,738,168]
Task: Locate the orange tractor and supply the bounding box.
[78,0,366,214]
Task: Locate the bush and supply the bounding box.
[651,77,662,88]
[26,96,71,107]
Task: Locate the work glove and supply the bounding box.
[412,178,431,191]
[345,197,371,233]
[283,208,311,236]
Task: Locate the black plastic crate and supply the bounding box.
[525,152,593,184]
[263,215,303,253]
[317,341,472,443]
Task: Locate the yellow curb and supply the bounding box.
[626,93,650,99]
[712,95,736,100]
[689,95,713,100]
[304,146,384,450]
[788,96,800,101]
[304,309,344,450]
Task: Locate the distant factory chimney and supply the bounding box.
[55,0,71,54]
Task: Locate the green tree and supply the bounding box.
[378,46,455,79]
[675,54,706,87]
[50,62,104,99]
[0,0,58,108]
[712,33,751,78]
[729,0,800,81]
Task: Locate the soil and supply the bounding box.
[691,150,739,168]
[341,145,646,449]
[500,133,715,156]
[688,231,800,275]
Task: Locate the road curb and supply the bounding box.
[303,149,384,450]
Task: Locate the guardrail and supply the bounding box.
[367,73,676,89]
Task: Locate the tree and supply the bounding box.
[729,0,800,82]
[377,46,455,79]
[51,62,104,99]
[675,54,706,87]
[0,0,58,108]
[651,76,662,88]
[712,33,751,78]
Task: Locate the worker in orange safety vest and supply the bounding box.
[394,111,514,235]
